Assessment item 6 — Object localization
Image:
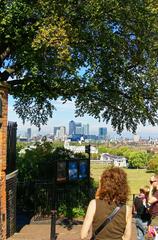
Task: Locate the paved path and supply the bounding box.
[7,222,83,240]
[7,218,137,240]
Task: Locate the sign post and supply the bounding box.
[85,145,91,189]
[50,160,57,240]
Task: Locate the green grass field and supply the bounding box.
[91,163,153,197]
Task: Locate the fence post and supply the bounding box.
[50,160,57,240]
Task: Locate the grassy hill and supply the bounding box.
[91,163,153,203]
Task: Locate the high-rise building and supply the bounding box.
[54,126,67,141]
[75,126,83,134]
[59,126,66,139]
[54,127,60,136]
[75,122,82,134]
[27,128,31,139]
[83,124,89,135]
[69,120,76,135]
[99,127,107,140]
[69,121,89,136]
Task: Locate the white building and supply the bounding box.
[55,126,67,141]
[100,153,127,167]
[133,134,140,142]
[64,141,98,154]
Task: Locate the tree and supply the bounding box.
[128,151,149,168]
[1,0,158,132]
[147,154,158,172]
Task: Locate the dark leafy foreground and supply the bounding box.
[1,0,158,133]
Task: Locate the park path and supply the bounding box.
[7,222,82,240]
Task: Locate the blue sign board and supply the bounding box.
[79,161,87,179]
[68,161,78,180]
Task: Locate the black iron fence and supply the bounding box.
[17,180,93,221]
[7,122,17,174]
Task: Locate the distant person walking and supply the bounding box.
[81,167,132,240]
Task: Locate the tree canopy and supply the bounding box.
[1,0,158,132]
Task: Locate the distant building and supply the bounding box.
[27,128,31,139]
[68,134,83,142]
[100,153,127,167]
[54,127,60,136]
[69,120,76,135]
[75,126,83,134]
[98,127,107,140]
[54,126,67,141]
[75,122,82,134]
[83,124,89,135]
[133,134,140,142]
[86,135,98,140]
[18,136,28,142]
[68,120,82,135]
[64,141,98,154]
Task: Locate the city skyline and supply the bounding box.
[8,95,158,139]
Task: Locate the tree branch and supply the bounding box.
[0,68,15,82]
[0,47,10,66]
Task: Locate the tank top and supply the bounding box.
[92,199,126,240]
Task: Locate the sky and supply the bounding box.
[8,95,158,139]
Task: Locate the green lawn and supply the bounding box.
[91,164,153,202]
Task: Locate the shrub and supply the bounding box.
[147,155,158,173]
[16,142,95,218]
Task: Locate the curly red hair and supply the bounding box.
[95,167,130,205]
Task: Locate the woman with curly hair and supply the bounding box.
[81,167,132,240]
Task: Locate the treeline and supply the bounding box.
[16,142,158,173]
[98,146,158,171]
[16,141,86,182]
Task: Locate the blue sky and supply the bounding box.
[8,95,158,139]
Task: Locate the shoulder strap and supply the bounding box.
[92,205,123,238]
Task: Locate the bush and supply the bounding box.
[147,155,158,173]
[16,142,95,218]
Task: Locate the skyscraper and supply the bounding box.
[27,128,31,139]
[69,121,89,136]
[55,126,66,141]
[69,120,76,135]
[75,122,82,134]
[54,127,60,136]
[99,127,107,140]
[83,124,89,135]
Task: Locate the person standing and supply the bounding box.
[81,167,132,240]
[148,175,158,226]
[133,186,150,240]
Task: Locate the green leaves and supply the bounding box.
[1,0,158,132]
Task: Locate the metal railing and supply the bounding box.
[7,122,17,174]
[17,180,92,221]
